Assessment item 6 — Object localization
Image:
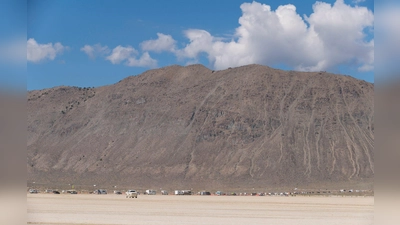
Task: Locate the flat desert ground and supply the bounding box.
[27,194,373,225]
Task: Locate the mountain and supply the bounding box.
[27,64,374,190]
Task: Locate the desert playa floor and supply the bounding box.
[27,194,373,225]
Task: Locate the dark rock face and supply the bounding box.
[27,64,374,189]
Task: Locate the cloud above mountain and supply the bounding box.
[27,38,68,63]
[169,0,374,72]
[77,0,374,72]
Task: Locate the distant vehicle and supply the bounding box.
[145,189,156,195]
[67,190,77,194]
[45,189,53,193]
[161,190,168,195]
[126,190,138,198]
[114,191,122,195]
[175,190,184,195]
[199,191,211,195]
[182,190,192,195]
[175,190,192,195]
[215,191,225,196]
[53,190,60,194]
[29,189,38,194]
[94,189,107,194]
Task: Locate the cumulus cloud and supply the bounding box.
[27,38,68,63]
[105,45,157,68]
[140,33,176,53]
[78,1,373,72]
[353,0,366,4]
[126,52,157,68]
[303,0,374,71]
[81,44,110,59]
[173,0,374,72]
[106,45,138,64]
[176,29,214,60]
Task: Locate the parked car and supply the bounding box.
[182,190,192,195]
[94,189,107,194]
[161,190,168,195]
[175,190,183,195]
[126,190,138,198]
[53,190,60,194]
[29,189,38,194]
[215,191,225,196]
[145,189,156,195]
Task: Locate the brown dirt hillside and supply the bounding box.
[27,64,374,190]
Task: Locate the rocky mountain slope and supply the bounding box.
[27,64,374,190]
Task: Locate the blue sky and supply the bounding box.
[25,0,374,90]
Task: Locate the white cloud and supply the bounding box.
[140,33,176,53]
[27,38,68,63]
[176,29,214,60]
[126,52,157,68]
[105,45,157,68]
[81,44,110,59]
[303,0,374,71]
[352,0,366,4]
[106,45,138,64]
[173,0,374,72]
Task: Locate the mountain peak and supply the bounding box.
[27,64,374,190]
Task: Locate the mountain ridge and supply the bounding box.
[27,64,374,190]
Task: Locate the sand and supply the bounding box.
[27,194,373,225]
